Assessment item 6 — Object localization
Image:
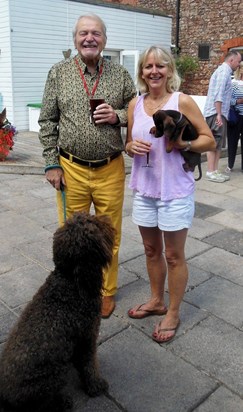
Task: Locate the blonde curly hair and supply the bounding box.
[234,60,243,80]
[136,46,181,94]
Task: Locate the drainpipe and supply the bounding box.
[175,0,180,54]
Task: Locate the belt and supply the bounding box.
[59,148,121,168]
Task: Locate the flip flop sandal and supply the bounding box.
[152,320,180,343]
[128,303,168,319]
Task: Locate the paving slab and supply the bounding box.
[122,254,147,280]
[185,236,212,259]
[0,211,52,246]
[189,247,243,286]
[186,264,213,291]
[194,201,224,219]
[0,312,18,343]
[117,264,139,289]
[189,217,223,240]
[204,227,243,255]
[207,209,243,231]
[17,238,54,271]
[185,276,243,328]
[171,316,243,397]
[119,234,144,263]
[193,386,243,412]
[0,251,33,276]
[99,327,217,412]
[0,264,48,308]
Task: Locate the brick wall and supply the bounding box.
[103,0,243,95]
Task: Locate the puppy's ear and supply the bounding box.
[150,126,156,135]
[152,112,165,137]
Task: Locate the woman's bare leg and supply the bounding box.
[128,226,167,315]
[153,228,188,341]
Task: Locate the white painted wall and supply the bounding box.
[2,0,171,130]
[190,95,207,115]
[0,0,13,121]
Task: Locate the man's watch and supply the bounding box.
[183,141,192,151]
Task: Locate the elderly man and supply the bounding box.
[39,14,136,318]
[204,50,241,182]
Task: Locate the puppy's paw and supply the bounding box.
[166,141,174,153]
[183,162,195,172]
[85,377,109,397]
[149,126,156,135]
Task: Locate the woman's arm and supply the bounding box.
[177,93,216,153]
[125,97,151,157]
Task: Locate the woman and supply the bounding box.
[125,46,215,343]
[226,61,243,173]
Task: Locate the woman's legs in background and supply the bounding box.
[227,122,240,170]
[238,116,243,170]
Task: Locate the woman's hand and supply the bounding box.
[125,139,151,156]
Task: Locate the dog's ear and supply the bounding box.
[152,111,165,137]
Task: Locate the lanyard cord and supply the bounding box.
[74,57,104,97]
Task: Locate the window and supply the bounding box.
[198,44,210,60]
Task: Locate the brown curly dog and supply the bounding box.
[0,212,115,412]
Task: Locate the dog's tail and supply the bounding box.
[195,163,202,181]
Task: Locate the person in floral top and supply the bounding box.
[39,14,136,318]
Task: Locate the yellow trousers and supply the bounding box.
[56,154,125,296]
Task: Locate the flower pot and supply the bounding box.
[0,144,10,161]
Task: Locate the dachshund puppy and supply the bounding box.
[150,109,202,181]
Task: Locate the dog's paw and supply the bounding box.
[149,126,156,135]
[166,141,174,153]
[183,162,195,172]
[85,377,109,397]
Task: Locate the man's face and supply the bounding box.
[230,53,242,71]
[74,17,106,63]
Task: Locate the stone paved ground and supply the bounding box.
[0,133,243,411]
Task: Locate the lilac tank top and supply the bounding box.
[129,92,195,200]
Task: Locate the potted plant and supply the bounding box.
[175,55,199,82]
[0,108,17,161]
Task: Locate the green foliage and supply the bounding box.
[175,55,199,80]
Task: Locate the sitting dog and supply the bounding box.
[150,109,202,181]
[0,212,115,412]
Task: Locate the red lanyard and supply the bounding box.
[74,57,103,97]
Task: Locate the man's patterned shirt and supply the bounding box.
[39,54,136,166]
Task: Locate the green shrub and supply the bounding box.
[175,55,199,81]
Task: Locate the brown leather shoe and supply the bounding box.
[101,296,115,319]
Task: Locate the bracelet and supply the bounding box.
[183,141,192,152]
[44,164,63,173]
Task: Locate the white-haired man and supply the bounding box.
[39,14,136,318]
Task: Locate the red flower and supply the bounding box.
[0,120,17,160]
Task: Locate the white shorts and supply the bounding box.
[132,191,195,231]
